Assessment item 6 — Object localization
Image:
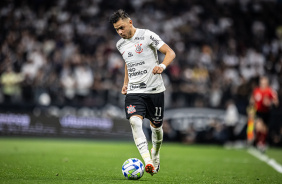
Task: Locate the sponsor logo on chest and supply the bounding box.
[130,82,147,90]
[128,52,133,57]
[134,37,144,40]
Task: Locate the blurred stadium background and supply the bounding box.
[0,0,282,147]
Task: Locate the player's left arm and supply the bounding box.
[271,90,279,107]
[152,44,176,74]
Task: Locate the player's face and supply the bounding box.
[260,77,269,89]
[113,18,133,39]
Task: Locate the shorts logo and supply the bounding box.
[135,44,143,54]
[127,105,136,114]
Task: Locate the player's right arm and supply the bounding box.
[121,64,129,95]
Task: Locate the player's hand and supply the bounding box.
[121,85,128,95]
[152,66,164,74]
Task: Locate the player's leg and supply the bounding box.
[255,112,270,152]
[129,115,151,165]
[129,115,156,175]
[255,118,268,152]
[150,122,163,173]
[125,94,155,175]
[147,92,164,174]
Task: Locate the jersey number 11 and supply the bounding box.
[155,107,162,117]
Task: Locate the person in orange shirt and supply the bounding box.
[250,76,279,152]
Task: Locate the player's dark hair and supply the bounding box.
[109,9,130,24]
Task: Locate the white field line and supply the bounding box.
[248,148,282,174]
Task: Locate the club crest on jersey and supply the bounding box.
[127,105,136,114]
[135,44,143,54]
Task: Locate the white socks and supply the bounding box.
[129,116,151,165]
[150,125,163,155]
[129,116,164,165]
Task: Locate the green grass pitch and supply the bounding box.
[0,138,281,184]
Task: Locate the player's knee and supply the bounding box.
[129,116,143,128]
[151,124,163,131]
[150,121,163,128]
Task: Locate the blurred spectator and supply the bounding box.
[1,0,282,146]
[73,62,94,104]
[60,62,76,103]
[0,0,281,118]
[209,82,222,108]
[0,66,23,103]
[224,100,239,141]
[162,120,181,142]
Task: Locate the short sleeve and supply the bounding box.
[145,30,165,50]
[270,89,277,99]
[116,38,124,53]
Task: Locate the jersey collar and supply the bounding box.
[128,28,139,41]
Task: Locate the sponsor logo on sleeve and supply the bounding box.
[150,35,159,46]
[117,40,126,50]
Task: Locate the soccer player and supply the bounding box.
[109,10,176,175]
[250,76,279,152]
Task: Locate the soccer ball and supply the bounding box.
[122,158,144,180]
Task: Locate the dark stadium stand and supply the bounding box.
[0,0,281,145]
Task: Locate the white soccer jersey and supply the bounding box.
[116,28,166,94]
